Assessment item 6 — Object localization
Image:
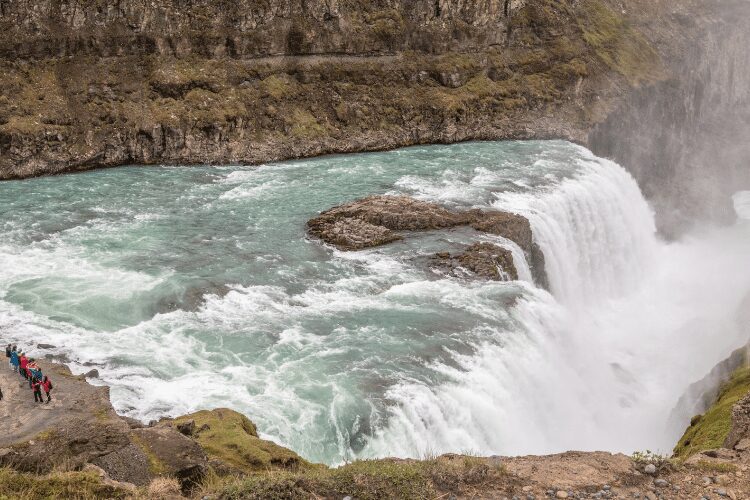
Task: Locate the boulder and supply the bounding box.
[176,419,196,437]
[431,242,518,281]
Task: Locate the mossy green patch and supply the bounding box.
[174,408,310,473]
[674,365,750,459]
[576,0,661,85]
[691,460,738,473]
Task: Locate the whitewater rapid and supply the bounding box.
[363,152,750,459]
[1,141,748,464]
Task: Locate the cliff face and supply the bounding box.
[0,0,661,178]
[590,0,750,233]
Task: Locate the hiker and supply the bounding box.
[9,346,18,373]
[5,344,10,369]
[31,377,43,403]
[41,375,53,403]
[19,352,28,380]
[27,359,42,388]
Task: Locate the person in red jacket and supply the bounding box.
[31,378,43,403]
[41,376,53,403]
[19,353,28,380]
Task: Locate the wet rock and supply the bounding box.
[36,343,56,349]
[84,369,100,378]
[308,195,547,283]
[431,242,517,280]
[307,196,473,247]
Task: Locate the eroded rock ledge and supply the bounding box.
[307,195,546,284]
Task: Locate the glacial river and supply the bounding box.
[1,141,749,464]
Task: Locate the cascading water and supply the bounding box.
[1,141,748,464]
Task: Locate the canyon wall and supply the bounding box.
[2,0,747,232]
[589,0,750,234]
[0,0,656,178]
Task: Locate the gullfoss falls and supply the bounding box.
[1,141,749,465]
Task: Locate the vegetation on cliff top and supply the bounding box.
[173,408,311,474]
[674,365,750,460]
[0,468,129,500]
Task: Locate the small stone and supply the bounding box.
[727,489,737,500]
[653,479,668,488]
[716,488,728,497]
[603,485,611,491]
[527,495,536,500]
[703,476,713,486]
[644,464,657,474]
[343,497,352,500]
[556,492,568,499]
[523,486,533,492]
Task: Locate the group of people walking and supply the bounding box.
[5,345,54,403]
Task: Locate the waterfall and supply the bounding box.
[363,151,750,459]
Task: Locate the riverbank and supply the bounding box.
[3,355,750,499]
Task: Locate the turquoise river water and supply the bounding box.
[1,141,749,465]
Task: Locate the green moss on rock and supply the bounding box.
[175,408,310,473]
[576,0,661,85]
[674,365,750,459]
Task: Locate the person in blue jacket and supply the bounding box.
[9,346,19,373]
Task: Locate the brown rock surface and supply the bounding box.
[131,426,208,491]
[308,195,547,283]
[432,242,518,281]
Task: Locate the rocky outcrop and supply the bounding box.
[725,392,750,451]
[0,359,304,492]
[432,243,518,281]
[308,195,545,283]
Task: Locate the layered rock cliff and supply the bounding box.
[0,0,662,179]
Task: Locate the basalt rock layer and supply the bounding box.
[0,0,665,180]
